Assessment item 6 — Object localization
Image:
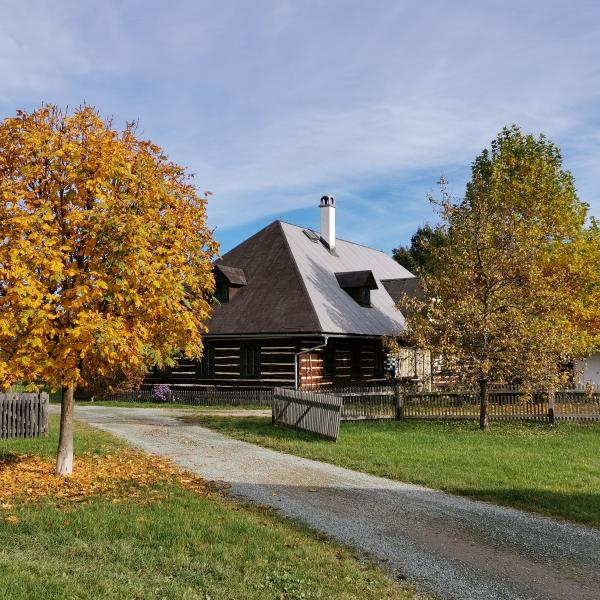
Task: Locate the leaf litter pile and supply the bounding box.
[0,449,210,522]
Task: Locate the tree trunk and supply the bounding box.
[479,378,489,431]
[56,383,75,476]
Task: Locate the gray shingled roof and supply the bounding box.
[206,220,415,337]
[281,222,413,335]
[381,277,423,303]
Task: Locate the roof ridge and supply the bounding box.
[279,219,392,256]
[219,220,280,262]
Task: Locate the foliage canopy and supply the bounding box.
[399,126,600,427]
[392,223,448,275]
[0,105,217,391]
[0,105,217,470]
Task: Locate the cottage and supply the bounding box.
[148,197,417,389]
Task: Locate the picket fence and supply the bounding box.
[0,392,49,439]
[101,383,599,430]
[332,384,600,422]
[102,386,273,406]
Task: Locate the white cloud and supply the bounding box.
[0,0,599,244]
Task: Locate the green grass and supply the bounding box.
[193,415,600,527]
[0,416,421,600]
[50,398,268,410]
[1,416,125,458]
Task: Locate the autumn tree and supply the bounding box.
[399,126,600,429]
[393,224,448,275]
[0,106,217,473]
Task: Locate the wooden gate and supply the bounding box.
[0,392,49,439]
[272,387,342,441]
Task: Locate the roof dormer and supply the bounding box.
[335,270,378,307]
[214,264,247,303]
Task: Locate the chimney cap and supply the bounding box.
[320,195,335,207]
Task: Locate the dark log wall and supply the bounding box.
[146,337,318,389]
[145,336,387,389]
[299,338,387,389]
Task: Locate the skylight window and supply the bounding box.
[303,229,320,243]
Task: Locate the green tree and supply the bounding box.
[399,126,600,429]
[0,106,218,473]
[392,224,448,275]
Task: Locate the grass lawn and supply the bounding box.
[193,415,600,527]
[50,399,269,410]
[0,416,424,600]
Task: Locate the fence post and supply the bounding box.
[271,389,277,425]
[395,384,404,420]
[548,389,556,424]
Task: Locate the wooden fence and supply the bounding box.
[272,387,343,441]
[334,386,398,420]
[101,387,274,406]
[401,386,600,422]
[1,392,49,439]
[324,384,600,423]
[101,383,600,427]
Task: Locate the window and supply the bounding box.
[302,229,320,243]
[215,281,229,303]
[324,343,336,377]
[349,287,371,307]
[374,347,386,375]
[351,342,362,376]
[196,344,215,378]
[241,342,261,377]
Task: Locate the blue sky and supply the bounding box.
[1,1,599,254]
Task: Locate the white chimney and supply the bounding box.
[319,195,336,250]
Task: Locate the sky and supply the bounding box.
[1,0,599,254]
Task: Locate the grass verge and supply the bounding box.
[50,399,269,410]
[0,415,424,600]
[193,415,600,527]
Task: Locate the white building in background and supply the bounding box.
[574,355,600,387]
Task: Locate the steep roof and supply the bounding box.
[281,222,413,335]
[208,221,321,334]
[206,220,415,337]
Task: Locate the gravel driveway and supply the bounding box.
[64,405,600,600]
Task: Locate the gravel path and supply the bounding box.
[65,405,600,600]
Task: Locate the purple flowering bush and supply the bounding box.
[152,384,171,403]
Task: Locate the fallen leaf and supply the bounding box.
[0,450,209,508]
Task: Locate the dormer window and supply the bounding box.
[213,264,247,304]
[354,287,371,307]
[335,270,378,308]
[215,281,229,303]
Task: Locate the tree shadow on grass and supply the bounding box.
[0,451,19,464]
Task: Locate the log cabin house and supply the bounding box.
[148,196,418,390]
